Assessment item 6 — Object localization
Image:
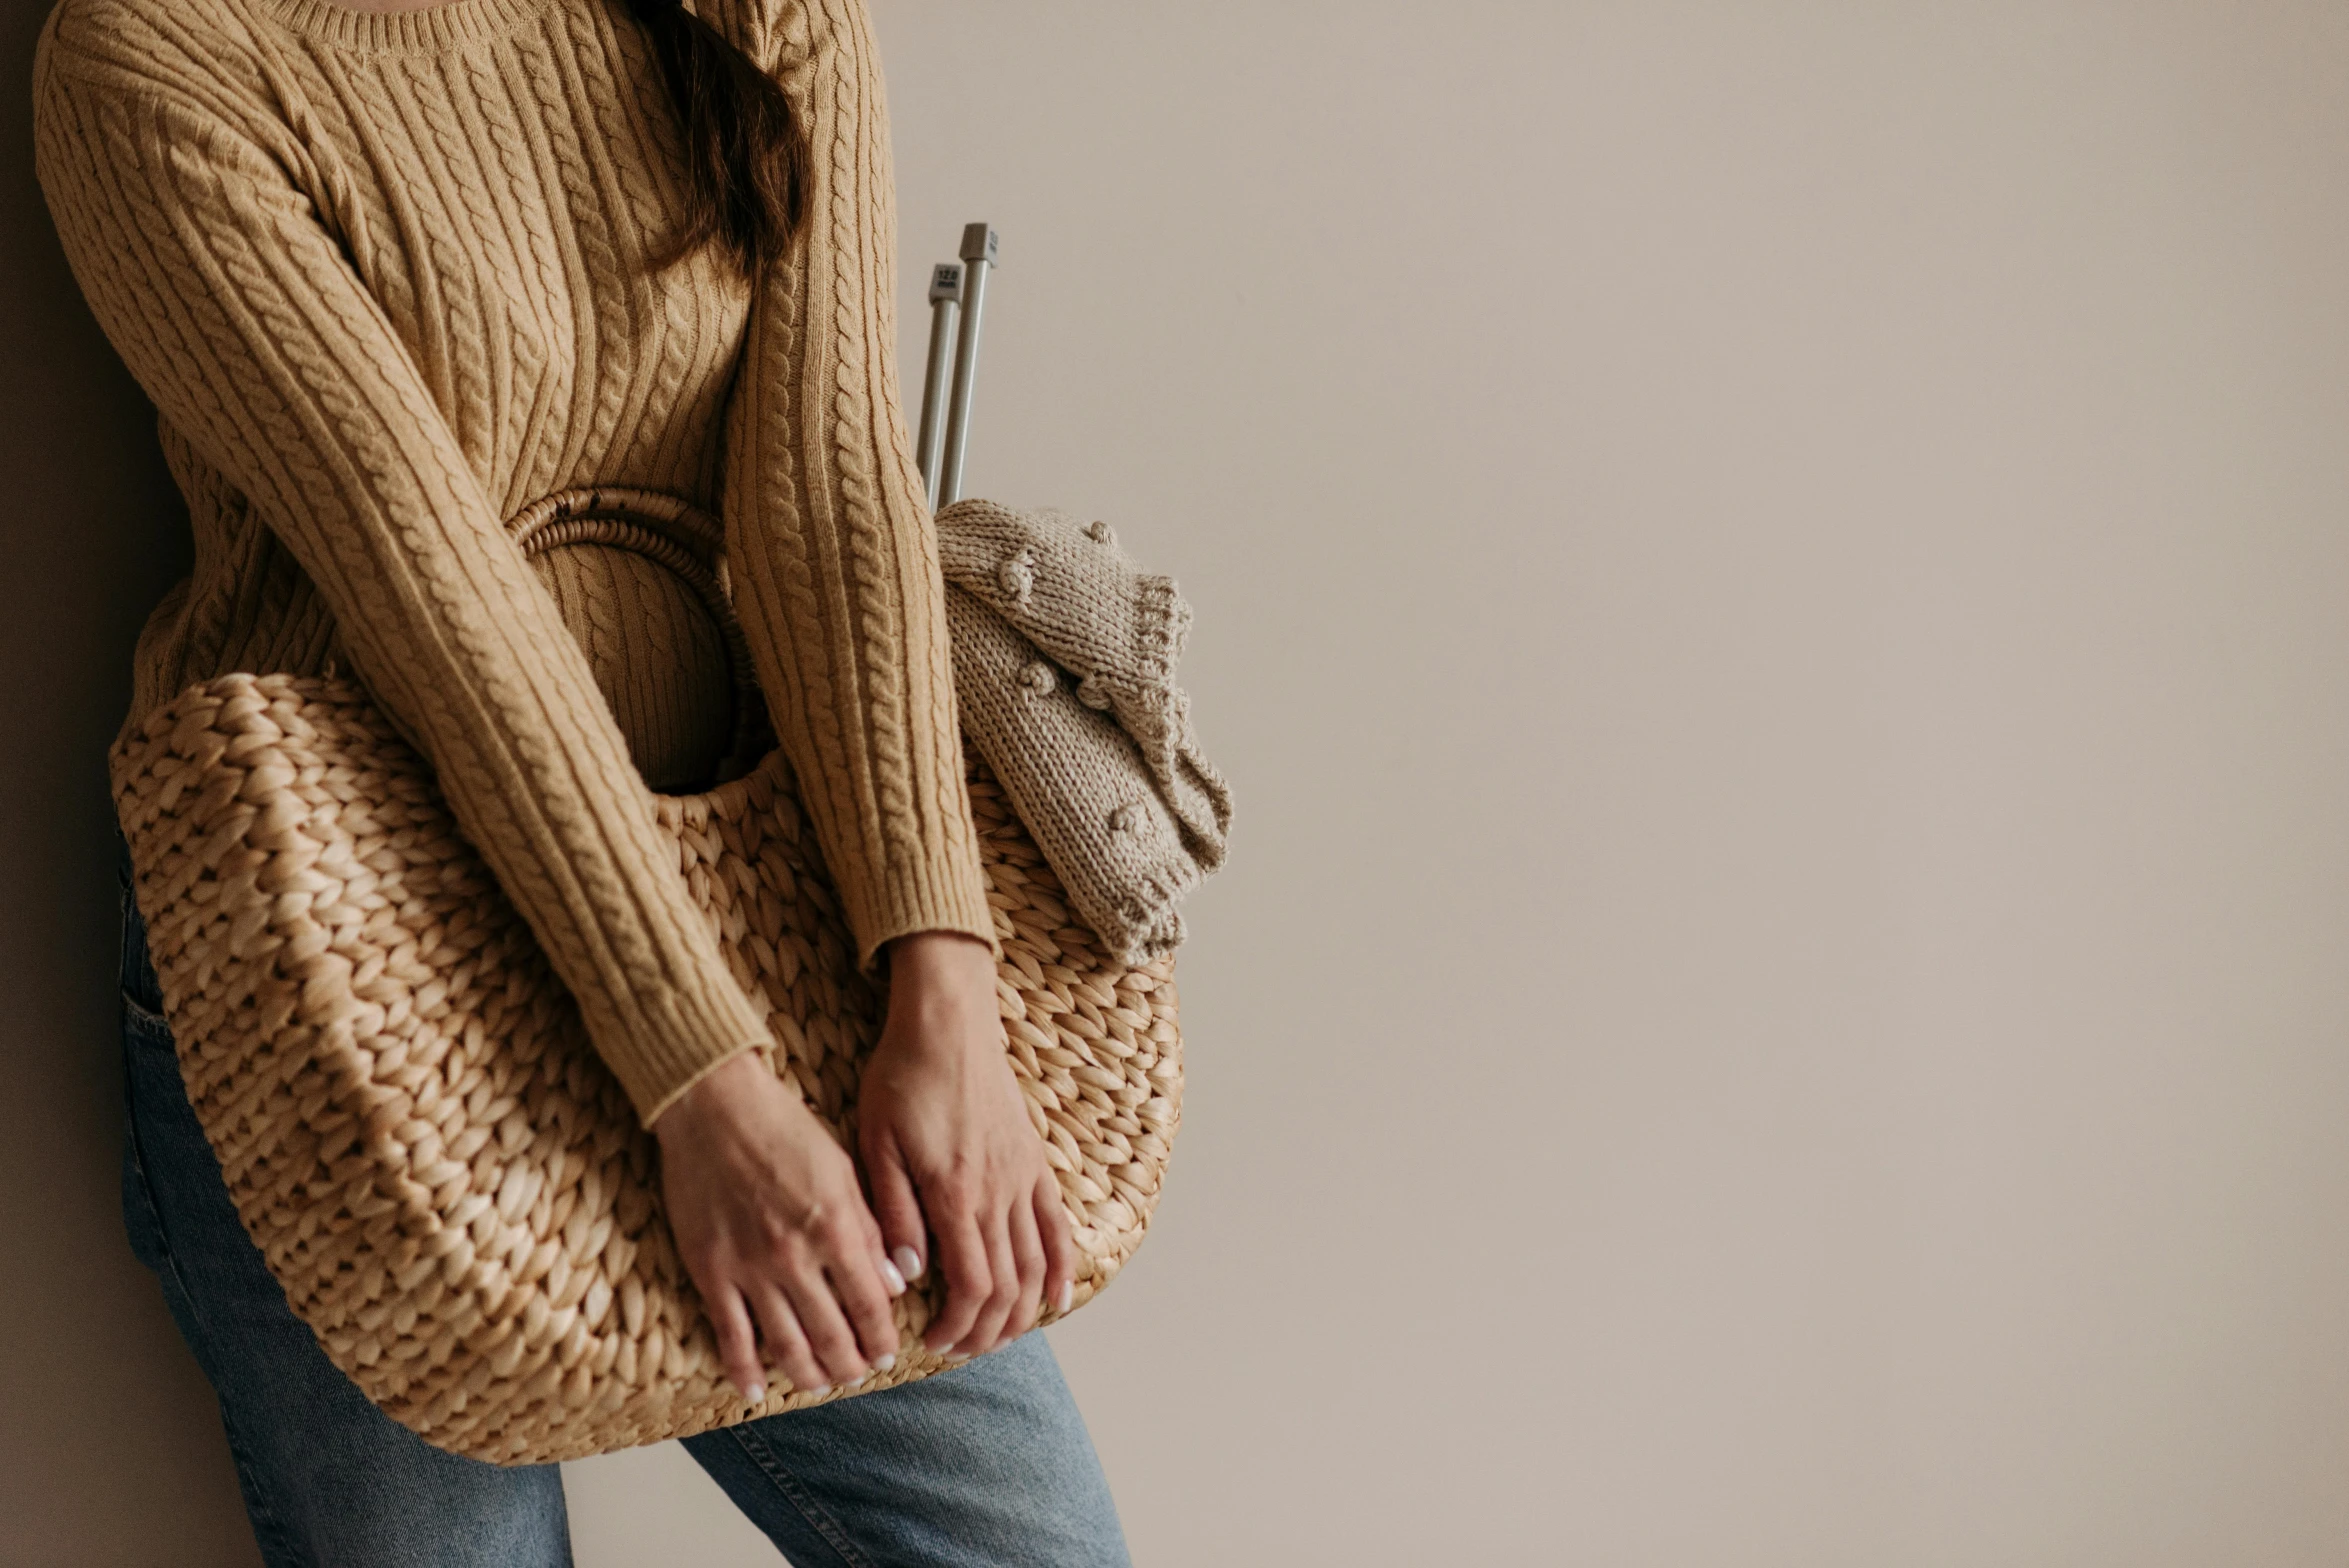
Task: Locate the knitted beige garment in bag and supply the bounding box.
[935,499,1234,963]
[108,488,1184,1466]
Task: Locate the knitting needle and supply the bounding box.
[935,222,999,509]
[916,260,963,508]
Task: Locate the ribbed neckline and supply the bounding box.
[245,0,568,54]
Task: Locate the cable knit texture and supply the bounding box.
[31,0,999,1123]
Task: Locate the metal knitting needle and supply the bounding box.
[935,222,999,509]
[915,260,962,508]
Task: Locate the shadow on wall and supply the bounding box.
[3,3,265,1562]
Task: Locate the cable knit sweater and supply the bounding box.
[31,0,1000,1123]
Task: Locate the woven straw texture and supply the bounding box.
[105,497,1182,1467]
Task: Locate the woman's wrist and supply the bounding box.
[885,928,992,976]
[880,931,998,1058]
[649,1046,774,1143]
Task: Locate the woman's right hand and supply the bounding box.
[651,1050,909,1402]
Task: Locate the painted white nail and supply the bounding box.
[744,1381,767,1404]
[892,1246,924,1283]
[1055,1281,1074,1315]
[806,1384,832,1399]
[879,1257,908,1296]
[874,1353,896,1372]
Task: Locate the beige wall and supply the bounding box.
[9,1,2349,1563]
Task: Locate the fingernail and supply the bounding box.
[880,1257,908,1296]
[892,1246,924,1283]
[744,1381,766,1404]
[1055,1281,1074,1315]
[874,1352,896,1372]
[806,1384,832,1399]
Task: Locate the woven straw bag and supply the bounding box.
[109,487,1182,1465]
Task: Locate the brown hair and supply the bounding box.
[626,0,811,278]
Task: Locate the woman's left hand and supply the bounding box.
[857,931,1076,1358]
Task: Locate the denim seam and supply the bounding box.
[725,1422,878,1568]
[117,873,166,1016]
[120,1035,210,1338]
[213,1408,306,1568]
[120,1010,303,1567]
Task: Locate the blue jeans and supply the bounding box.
[113,859,1130,1567]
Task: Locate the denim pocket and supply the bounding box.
[115,877,167,1021]
[121,988,172,1047]
[115,858,180,1270]
[118,991,181,1273]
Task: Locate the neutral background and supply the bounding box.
[8,1,2349,1563]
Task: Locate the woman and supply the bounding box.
[33,0,1131,1558]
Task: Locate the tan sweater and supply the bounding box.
[32,0,1000,1123]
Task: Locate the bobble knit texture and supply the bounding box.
[935,500,1233,963]
[32,0,1000,1122]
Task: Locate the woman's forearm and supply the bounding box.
[30,51,770,1127]
[718,0,1001,974]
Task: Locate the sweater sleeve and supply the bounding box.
[718,0,1001,972]
[32,49,771,1126]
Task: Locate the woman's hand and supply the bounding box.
[859,932,1076,1358]
[652,1050,909,1403]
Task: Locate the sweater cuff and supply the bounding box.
[599,967,775,1128]
[843,839,1003,976]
